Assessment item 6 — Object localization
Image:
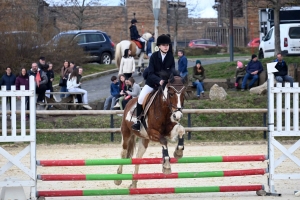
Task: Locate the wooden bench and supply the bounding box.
[37,92,86,110]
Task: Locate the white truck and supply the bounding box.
[258,7,300,58]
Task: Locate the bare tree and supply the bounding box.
[119,0,126,6]
[53,0,106,30]
[249,0,299,56]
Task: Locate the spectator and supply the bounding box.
[76,67,83,103]
[177,49,188,81]
[46,62,55,99]
[60,60,72,98]
[241,54,263,91]
[274,53,293,87]
[38,56,46,70]
[70,61,76,71]
[119,49,135,79]
[122,77,141,110]
[103,75,119,110]
[146,33,154,58]
[191,60,205,99]
[115,78,132,110]
[113,74,127,109]
[28,62,48,103]
[67,68,92,110]
[0,67,16,110]
[234,61,246,90]
[16,67,29,120]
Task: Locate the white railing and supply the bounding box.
[267,72,300,194]
[0,76,36,199]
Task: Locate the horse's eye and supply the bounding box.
[169,93,174,97]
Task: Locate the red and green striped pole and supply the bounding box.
[37,168,267,181]
[37,185,264,197]
[37,155,267,166]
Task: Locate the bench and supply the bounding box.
[37,92,86,110]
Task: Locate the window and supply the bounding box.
[289,27,300,39]
[74,34,86,44]
[264,29,273,41]
[207,40,217,45]
[196,40,205,44]
[86,34,105,43]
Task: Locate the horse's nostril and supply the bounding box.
[173,114,176,118]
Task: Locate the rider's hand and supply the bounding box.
[159,80,164,86]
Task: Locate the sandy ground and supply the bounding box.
[1,142,300,200]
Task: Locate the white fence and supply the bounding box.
[267,72,300,194]
[0,76,36,199]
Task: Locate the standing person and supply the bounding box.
[104,75,119,110]
[76,67,83,103]
[16,67,29,120]
[191,60,206,99]
[46,62,55,99]
[274,53,293,87]
[0,67,16,110]
[129,19,145,52]
[28,62,48,103]
[38,56,46,70]
[121,77,141,110]
[70,61,76,71]
[119,49,135,79]
[241,54,263,91]
[146,33,154,58]
[131,34,179,131]
[177,49,188,81]
[234,61,246,90]
[67,68,92,110]
[60,60,72,98]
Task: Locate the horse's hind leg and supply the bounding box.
[173,124,185,159]
[130,138,149,189]
[160,136,171,174]
[114,126,133,186]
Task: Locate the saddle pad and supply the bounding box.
[131,40,142,49]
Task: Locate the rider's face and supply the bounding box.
[159,44,169,53]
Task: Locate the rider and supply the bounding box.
[132,34,178,131]
[129,19,146,52]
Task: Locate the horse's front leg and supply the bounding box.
[130,138,149,189]
[173,124,185,159]
[160,136,171,174]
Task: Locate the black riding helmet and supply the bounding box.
[131,19,138,24]
[156,34,171,46]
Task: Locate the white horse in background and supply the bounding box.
[115,32,152,75]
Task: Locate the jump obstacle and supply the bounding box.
[1,64,300,199]
[35,156,268,198]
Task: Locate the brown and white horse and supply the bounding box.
[114,76,186,188]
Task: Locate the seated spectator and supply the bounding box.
[177,49,188,81]
[191,60,205,99]
[274,53,293,87]
[28,62,48,103]
[67,68,92,110]
[104,75,119,110]
[16,67,29,120]
[113,74,127,110]
[122,77,141,109]
[241,54,263,91]
[0,67,16,110]
[234,61,246,90]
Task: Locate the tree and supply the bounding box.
[53,0,105,30]
[119,0,126,6]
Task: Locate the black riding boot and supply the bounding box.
[140,42,145,52]
[132,103,142,131]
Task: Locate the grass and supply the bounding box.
[52,63,116,85]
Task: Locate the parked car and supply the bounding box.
[188,39,224,48]
[48,30,115,64]
[247,38,260,47]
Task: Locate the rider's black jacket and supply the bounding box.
[129,25,141,40]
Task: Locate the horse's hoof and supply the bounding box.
[162,167,172,174]
[173,150,183,159]
[114,180,122,185]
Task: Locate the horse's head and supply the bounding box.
[164,75,186,122]
[142,32,152,41]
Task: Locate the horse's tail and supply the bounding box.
[115,42,122,68]
[126,135,136,158]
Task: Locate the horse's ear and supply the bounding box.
[169,73,175,83]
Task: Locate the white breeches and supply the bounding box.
[138,85,153,104]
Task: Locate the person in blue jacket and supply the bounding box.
[0,67,16,110]
[177,49,188,79]
[129,19,145,52]
[146,33,154,57]
[104,75,120,110]
[273,53,293,87]
[241,54,263,91]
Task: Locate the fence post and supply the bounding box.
[263,113,267,139]
[188,113,191,140]
[110,114,114,142]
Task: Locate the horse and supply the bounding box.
[115,32,152,75]
[114,75,186,188]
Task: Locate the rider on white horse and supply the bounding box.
[132,34,179,131]
[129,19,145,53]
